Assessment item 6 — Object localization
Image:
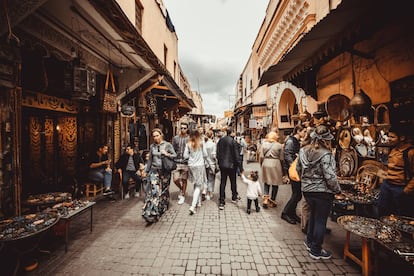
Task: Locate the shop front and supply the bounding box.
[0,0,194,217]
[260,0,414,272]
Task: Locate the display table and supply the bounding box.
[378,215,414,265]
[338,215,404,275]
[0,212,60,275]
[337,215,380,276]
[59,201,96,252]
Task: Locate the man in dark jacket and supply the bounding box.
[217,127,242,210]
[115,144,144,199]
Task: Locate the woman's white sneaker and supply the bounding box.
[178,195,185,205]
[189,206,196,215]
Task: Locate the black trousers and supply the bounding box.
[219,167,238,203]
[282,180,302,216]
[247,198,259,210]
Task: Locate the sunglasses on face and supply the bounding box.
[181,127,187,130]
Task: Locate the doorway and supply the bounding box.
[21,109,77,197]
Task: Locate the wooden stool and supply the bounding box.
[85,182,103,199]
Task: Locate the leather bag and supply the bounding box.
[288,156,300,182]
[102,68,117,113]
[161,155,177,172]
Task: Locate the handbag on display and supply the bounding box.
[161,155,177,172]
[288,156,300,182]
[102,68,117,113]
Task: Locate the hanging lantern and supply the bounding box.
[349,89,372,117]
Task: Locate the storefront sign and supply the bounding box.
[249,119,257,128]
[252,106,267,117]
[224,110,234,118]
[121,105,135,117]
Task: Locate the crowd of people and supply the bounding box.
[86,120,414,261]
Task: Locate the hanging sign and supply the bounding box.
[121,105,135,117]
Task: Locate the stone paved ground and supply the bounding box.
[14,161,414,275]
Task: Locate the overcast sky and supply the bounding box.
[163,0,269,118]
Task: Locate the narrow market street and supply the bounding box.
[17,161,366,276]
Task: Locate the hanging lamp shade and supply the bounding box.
[349,89,372,117]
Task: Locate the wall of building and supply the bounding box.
[191,91,203,114]
[317,21,414,104]
[141,0,179,78]
[116,0,135,25]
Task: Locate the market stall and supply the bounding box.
[337,215,414,276]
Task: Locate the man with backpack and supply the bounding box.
[378,125,414,217]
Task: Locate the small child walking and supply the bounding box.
[241,171,262,214]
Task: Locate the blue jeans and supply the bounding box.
[304,192,333,254]
[88,169,112,190]
[206,169,215,193]
[122,170,142,194]
[378,180,414,217]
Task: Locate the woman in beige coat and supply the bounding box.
[260,131,284,208]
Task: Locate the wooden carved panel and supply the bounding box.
[58,116,77,175]
[44,118,54,174]
[29,117,42,179]
[22,91,79,114]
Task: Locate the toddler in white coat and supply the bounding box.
[241,171,262,214]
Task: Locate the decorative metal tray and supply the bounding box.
[0,212,59,241]
[381,215,414,235]
[341,190,380,204]
[337,215,382,238]
[338,215,403,243]
[376,225,402,243]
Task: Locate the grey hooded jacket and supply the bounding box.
[297,145,341,194]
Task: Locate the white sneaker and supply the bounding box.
[134,192,140,197]
[178,195,185,205]
[124,193,130,199]
[197,201,202,207]
[189,206,196,215]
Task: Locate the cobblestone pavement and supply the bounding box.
[19,161,410,275]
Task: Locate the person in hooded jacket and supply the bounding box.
[297,125,341,260]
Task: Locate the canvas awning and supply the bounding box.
[259,0,393,87]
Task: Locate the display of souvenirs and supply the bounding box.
[341,189,380,205]
[381,215,414,236]
[376,224,402,243]
[0,212,59,241]
[352,127,364,144]
[24,192,72,206]
[47,200,90,217]
[337,215,383,238]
